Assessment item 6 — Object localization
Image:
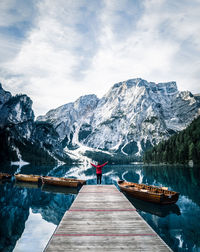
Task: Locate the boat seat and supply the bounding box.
[140,189,148,192]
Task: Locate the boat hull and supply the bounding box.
[0,173,12,180]
[68,178,86,185]
[15,174,41,183]
[126,195,181,217]
[118,180,179,205]
[42,176,82,188]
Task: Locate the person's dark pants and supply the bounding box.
[97,174,102,184]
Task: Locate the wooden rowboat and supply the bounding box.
[14,174,41,183]
[68,178,86,185]
[42,176,85,188]
[0,172,12,180]
[118,180,179,205]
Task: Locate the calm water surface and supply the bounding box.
[0,163,200,252]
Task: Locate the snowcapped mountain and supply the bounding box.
[0,83,71,164]
[37,78,200,162]
[38,94,99,146]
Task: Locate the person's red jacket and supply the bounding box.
[90,162,108,174]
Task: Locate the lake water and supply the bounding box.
[0,163,200,252]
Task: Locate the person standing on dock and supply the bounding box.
[90,161,108,184]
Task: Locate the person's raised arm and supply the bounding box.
[100,161,108,168]
[90,163,97,168]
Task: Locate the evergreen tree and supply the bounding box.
[143,116,200,164]
[189,142,196,161]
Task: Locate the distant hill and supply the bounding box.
[143,116,200,165]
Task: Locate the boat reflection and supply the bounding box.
[14,180,79,195]
[15,181,39,189]
[124,192,181,217]
[41,184,79,195]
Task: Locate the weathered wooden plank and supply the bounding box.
[45,185,172,252]
[45,236,170,252]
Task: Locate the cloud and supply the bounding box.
[83,0,179,92]
[139,0,200,92]
[14,208,56,252]
[0,0,36,27]
[1,0,104,115]
[87,0,200,93]
[0,0,200,117]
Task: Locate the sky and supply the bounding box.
[0,0,200,117]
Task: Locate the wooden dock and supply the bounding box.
[45,185,172,251]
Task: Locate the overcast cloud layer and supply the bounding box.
[0,0,200,116]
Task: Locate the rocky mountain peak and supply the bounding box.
[0,94,34,127]
[73,94,99,115]
[0,83,12,110]
[0,83,72,164]
[110,78,178,96]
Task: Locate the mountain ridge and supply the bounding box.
[0,78,199,164]
[37,78,200,162]
[0,84,72,164]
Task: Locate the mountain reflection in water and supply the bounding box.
[0,163,200,252]
[0,180,76,252]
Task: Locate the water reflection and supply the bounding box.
[114,164,200,252]
[14,209,56,252]
[125,194,181,217]
[0,163,200,252]
[41,184,79,195]
[0,180,76,252]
